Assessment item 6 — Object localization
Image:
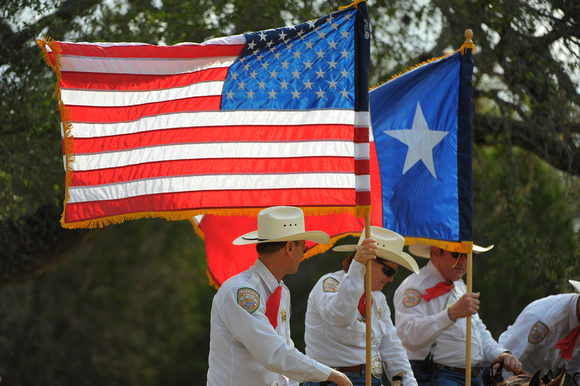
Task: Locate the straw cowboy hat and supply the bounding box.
[570,279,580,293]
[333,226,420,274]
[233,206,330,245]
[408,242,494,259]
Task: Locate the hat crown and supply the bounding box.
[357,226,405,256]
[256,206,306,240]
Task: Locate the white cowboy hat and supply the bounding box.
[569,280,580,293]
[232,206,330,245]
[408,242,494,259]
[333,226,420,274]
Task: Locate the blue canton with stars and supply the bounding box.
[221,8,356,111]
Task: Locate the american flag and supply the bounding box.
[38,4,371,229]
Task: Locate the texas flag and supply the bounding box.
[371,49,474,251]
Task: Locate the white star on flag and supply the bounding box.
[385,102,449,178]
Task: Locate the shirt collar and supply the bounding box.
[254,258,282,294]
[426,259,448,282]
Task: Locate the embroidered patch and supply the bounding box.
[323,277,340,293]
[402,289,422,308]
[528,321,550,344]
[237,288,260,314]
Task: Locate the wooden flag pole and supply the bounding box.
[465,250,473,386]
[365,215,372,386]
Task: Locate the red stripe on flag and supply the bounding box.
[64,188,357,223]
[354,126,369,143]
[69,157,356,186]
[68,96,222,123]
[355,159,370,175]
[58,42,244,59]
[356,191,371,206]
[72,125,354,153]
[60,67,230,90]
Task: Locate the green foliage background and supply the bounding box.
[0,0,579,384]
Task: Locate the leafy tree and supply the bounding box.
[2,0,579,282]
[0,0,578,383]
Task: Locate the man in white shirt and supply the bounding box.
[304,226,420,386]
[498,279,580,384]
[207,206,353,386]
[393,243,521,386]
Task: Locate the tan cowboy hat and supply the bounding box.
[333,226,420,274]
[408,242,494,259]
[569,280,580,293]
[233,206,330,245]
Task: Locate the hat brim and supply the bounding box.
[408,243,495,259]
[233,230,330,245]
[569,279,580,293]
[333,244,420,274]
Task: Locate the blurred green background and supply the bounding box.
[1,0,579,384]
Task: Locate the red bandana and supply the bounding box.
[556,325,580,361]
[422,281,455,302]
[358,293,373,322]
[265,286,282,329]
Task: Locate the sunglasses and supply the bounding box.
[375,260,399,277]
[441,249,466,259]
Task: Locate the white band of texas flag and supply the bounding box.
[38,4,371,228]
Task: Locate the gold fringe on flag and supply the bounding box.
[405,237,474,254]
[303,232,361,260]
[37,37,77,228]
[56,206,364,229]
[339,0,366,11]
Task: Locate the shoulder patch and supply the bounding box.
[403,289,422,308]
[528,321,550,344]
[323,277,340,293]
[237,288,260,314]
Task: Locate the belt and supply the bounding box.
[437,364,481,377]
[334,364,364,374]
[320,365,365,385]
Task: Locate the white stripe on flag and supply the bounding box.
[60,55,238,75]
[67,173,356,203]
[354,142,370,160]
[71,141,355,171]
[61,81,225,106]
[69,109,356,137]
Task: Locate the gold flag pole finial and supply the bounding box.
[465,29,473,42]
[461,29,476,54]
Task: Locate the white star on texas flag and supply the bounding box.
[385,102,449,178]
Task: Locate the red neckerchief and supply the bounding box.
[358,292,373,322]
[556,326,580,361]
[265,286,282,329]
[422,281,455,302]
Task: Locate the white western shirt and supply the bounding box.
[498,293,580,377]
[207,259,331,386]
[305,260,417,386]
[393,261,506,368]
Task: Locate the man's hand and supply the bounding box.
[447,292,480,321]
[493,352,522,373]
[328,369,353,386]
[353,238,377,265]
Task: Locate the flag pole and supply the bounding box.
[364,214,372,386]
[465,250,473,385]
[462,28,475,386]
